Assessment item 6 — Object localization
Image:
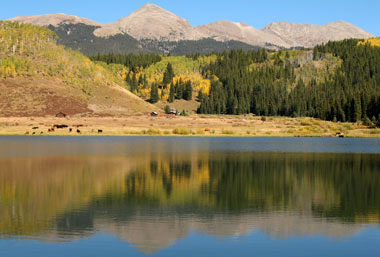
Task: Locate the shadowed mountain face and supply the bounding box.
[8,3,374,55]
[1,137,379,253]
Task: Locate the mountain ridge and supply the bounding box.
[7,3,374,50]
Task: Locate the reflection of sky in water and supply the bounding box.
[1,229,380,257]
[0,136,379,256]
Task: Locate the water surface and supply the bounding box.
[0,136,379,257]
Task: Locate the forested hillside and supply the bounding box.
[0,21,157,116]
[94,39,380,124]
[198,40,380,123]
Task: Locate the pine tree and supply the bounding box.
[169,83,175,103]
[131,73,138,92]
[163,63,174,86]
[150,83,159,103]
[183,81,193,101]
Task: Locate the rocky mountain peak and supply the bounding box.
[93,3,206,41]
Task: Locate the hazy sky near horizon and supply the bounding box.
[1,0,379,36]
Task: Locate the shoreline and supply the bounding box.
[0,115,379,138]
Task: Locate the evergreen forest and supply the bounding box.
[91,39,380,124]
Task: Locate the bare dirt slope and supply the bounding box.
[0,77,158,117]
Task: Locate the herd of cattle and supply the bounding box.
[25,124,103,135]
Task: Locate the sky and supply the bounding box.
[1,0,379,36]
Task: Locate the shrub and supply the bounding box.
[362,116,372,126]
[221,129,234,135]
[172,127,191,135]
[196,129,205,135]
[164,105,171,114]
[180,110,188,116]
[143,129,161,135]
[300,121,312,126]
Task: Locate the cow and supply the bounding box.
[98,129,103,134]
[69,128,72,132]
[32,127,39,130]
[76,129,81,134]
[54,124,69,129]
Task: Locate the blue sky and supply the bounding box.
[1,0,379,36]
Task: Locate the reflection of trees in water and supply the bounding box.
[123,152,380,223]
[0,151,379,245]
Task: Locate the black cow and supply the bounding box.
[54,124,69,129]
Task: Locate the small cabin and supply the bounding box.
[56,112,67,118]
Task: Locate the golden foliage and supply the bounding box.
[358,38,380,48]
[0,21,126,95]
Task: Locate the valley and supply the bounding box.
[0,5,379,137]
[0,115,378,138]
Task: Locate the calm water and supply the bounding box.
[0,136,380,257]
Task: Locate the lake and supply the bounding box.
[0,136,379,257]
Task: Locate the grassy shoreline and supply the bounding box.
[0,115,379,138]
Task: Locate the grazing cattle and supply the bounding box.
[205,128,211,132]
[40,132,43,135]
[25,131,29,135]
[69,128,72,132]
[54,124,69,129]
[339,135,345,138]
[98,129,103,134]
[76,129,81,134]
[32,132,36,135]
[32,127,39,130]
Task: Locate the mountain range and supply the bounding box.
[8,3,374,55]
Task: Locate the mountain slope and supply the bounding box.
[197,20,290,48]
[9,13,100,27]
[48,23,144,56]
[262,21,373,48]
[94,4,206,41]
[0,21,157,117]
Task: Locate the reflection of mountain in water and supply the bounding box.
[0,151,379,253]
